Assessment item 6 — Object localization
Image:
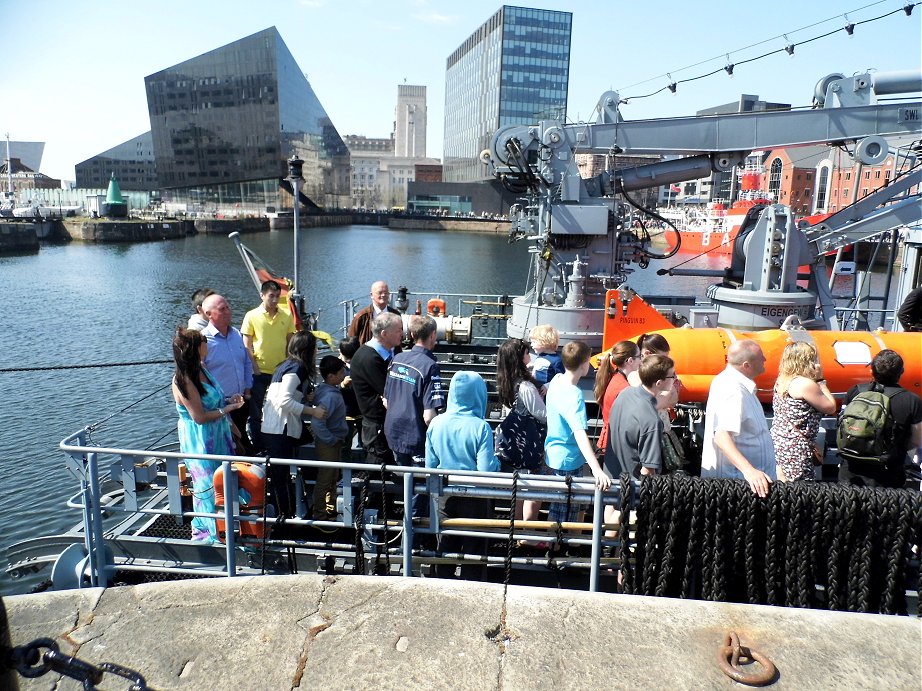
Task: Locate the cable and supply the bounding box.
[619,3,919,103]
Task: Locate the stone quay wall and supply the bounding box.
[0,222,40,253]
[4,574,919,690]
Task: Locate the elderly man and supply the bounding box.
[348,280,401,344]
[350,312,405,466]
[701,339,775,497]
[202,293,254,454]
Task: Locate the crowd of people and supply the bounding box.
[170,278,922,568]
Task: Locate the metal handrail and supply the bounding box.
[59,432,633,592]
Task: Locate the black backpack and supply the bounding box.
[836,383,898,465]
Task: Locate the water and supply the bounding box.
[0,225,879,595]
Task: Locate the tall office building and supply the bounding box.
[395,85,426,158]
[443,6,571,182]
[144,27,350,210]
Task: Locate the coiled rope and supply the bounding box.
[627,476,921,615]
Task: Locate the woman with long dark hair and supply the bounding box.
[261,330,327,517]
[171,327,245,542]
[495,337,547,523]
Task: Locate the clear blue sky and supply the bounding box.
[3,0,920,182]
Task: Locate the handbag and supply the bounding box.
[660,427,687,474]
[495,393,546,470]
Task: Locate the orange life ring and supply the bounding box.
[427,298,447,316]
[214,462,267,541]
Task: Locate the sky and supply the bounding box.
[2,0,920,182]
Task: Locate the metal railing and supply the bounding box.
[59,429,630,592]
[327,290,514,345]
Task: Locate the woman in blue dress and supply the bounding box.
[171,328,245,541]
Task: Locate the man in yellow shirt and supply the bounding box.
[241,280,297,453]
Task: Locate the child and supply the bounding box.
[311,355,349,521]
[529,324,565,391]
[544,341,612,525]
[426,371,499,579]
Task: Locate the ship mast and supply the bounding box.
[4,133,12,200]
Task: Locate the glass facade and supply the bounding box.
[144,27,350,210]
[75,131,157,191]
[444,6,571,182]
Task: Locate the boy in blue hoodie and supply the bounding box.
[426,371,498,578]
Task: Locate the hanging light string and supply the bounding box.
[620,2,918,102]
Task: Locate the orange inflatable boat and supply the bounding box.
[600,289,921,404]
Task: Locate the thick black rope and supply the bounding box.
[353,474,369,574]
[618,473,634,594]
[628,476,921,615]
[547,473,574,572]
[378,461,390,574]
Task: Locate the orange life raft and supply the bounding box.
[600,289,922,404]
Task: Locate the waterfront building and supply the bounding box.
[443,5,572,183]
[144,27,350,213]
[346,86,438,209]
[395,85,427,158]
[75,132,157,192]
[0,158,61,195]
[763,136,919,217]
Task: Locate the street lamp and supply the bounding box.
[287,154,305,320]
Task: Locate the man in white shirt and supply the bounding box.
[701,339,775,497]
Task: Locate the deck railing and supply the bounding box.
[58,429,628,592]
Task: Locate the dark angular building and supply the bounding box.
[75,131,157,191]
[443,6,572,182]
[144,27,350,210]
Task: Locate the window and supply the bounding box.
[815,165,829,211]
[768,158,783,199]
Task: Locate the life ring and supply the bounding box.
[427,298,447,316]
[214,462,267,541]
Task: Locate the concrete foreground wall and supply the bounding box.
[5,575,921,690]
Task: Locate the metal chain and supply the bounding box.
[2,637,148,690]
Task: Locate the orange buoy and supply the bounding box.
[427,298,447,317]
[214,462,268,541]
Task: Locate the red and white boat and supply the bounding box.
[656,166,774,255]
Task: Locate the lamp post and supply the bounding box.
[287,154,305,321]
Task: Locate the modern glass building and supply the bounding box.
[443,6,571,183]
[144,27,350,211]
[75,131,157,191]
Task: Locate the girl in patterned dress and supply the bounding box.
[770,342,838,482]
